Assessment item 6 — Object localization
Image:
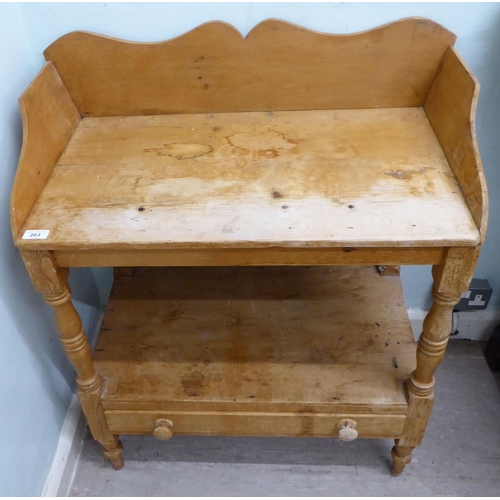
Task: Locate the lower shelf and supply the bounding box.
[94,266,416,438]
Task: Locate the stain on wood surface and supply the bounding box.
[20,108,479,250]
[144,143,213,159]
[95,266,416,414]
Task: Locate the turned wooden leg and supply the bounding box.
[22,250,124,470]
[391,441,414,475]
[394,248,479,475]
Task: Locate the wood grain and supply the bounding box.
[10,63,80,241]
[105,410,405,439]
[55,247,444,268]
[95,266,416,415]
[391,441,414,475]
[424,47,488,241]
[397,246,479,465]
[20,249,124,469]
[432,247,480,297]
[43,18,456,116]
[19,108,479,251]
[11,19,486,472]
[377,265,400,276]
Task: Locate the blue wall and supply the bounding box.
[2,2,500,495]
[0,4,106,495]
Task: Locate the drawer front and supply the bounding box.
[105,410,405,439]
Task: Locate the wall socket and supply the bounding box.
[455,279,493,311]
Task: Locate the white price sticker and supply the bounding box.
[22,230,50,240]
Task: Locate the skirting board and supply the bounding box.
[42,310,104,497]
[409,309,500,341]
[41,394,87,497]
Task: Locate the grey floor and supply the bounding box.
[69,341,500,496]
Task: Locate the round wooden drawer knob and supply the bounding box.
[337,419,358,441]
[153,419,174,440]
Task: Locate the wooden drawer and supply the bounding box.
[105,410,406,439]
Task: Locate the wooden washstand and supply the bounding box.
[11,18,487,474]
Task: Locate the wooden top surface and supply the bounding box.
[19,107,479,250]
[95,266,416,413]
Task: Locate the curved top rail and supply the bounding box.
[44,18,456,116]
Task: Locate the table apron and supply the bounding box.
[54,247,445,267]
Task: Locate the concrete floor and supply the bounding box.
[69,341,500,496]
